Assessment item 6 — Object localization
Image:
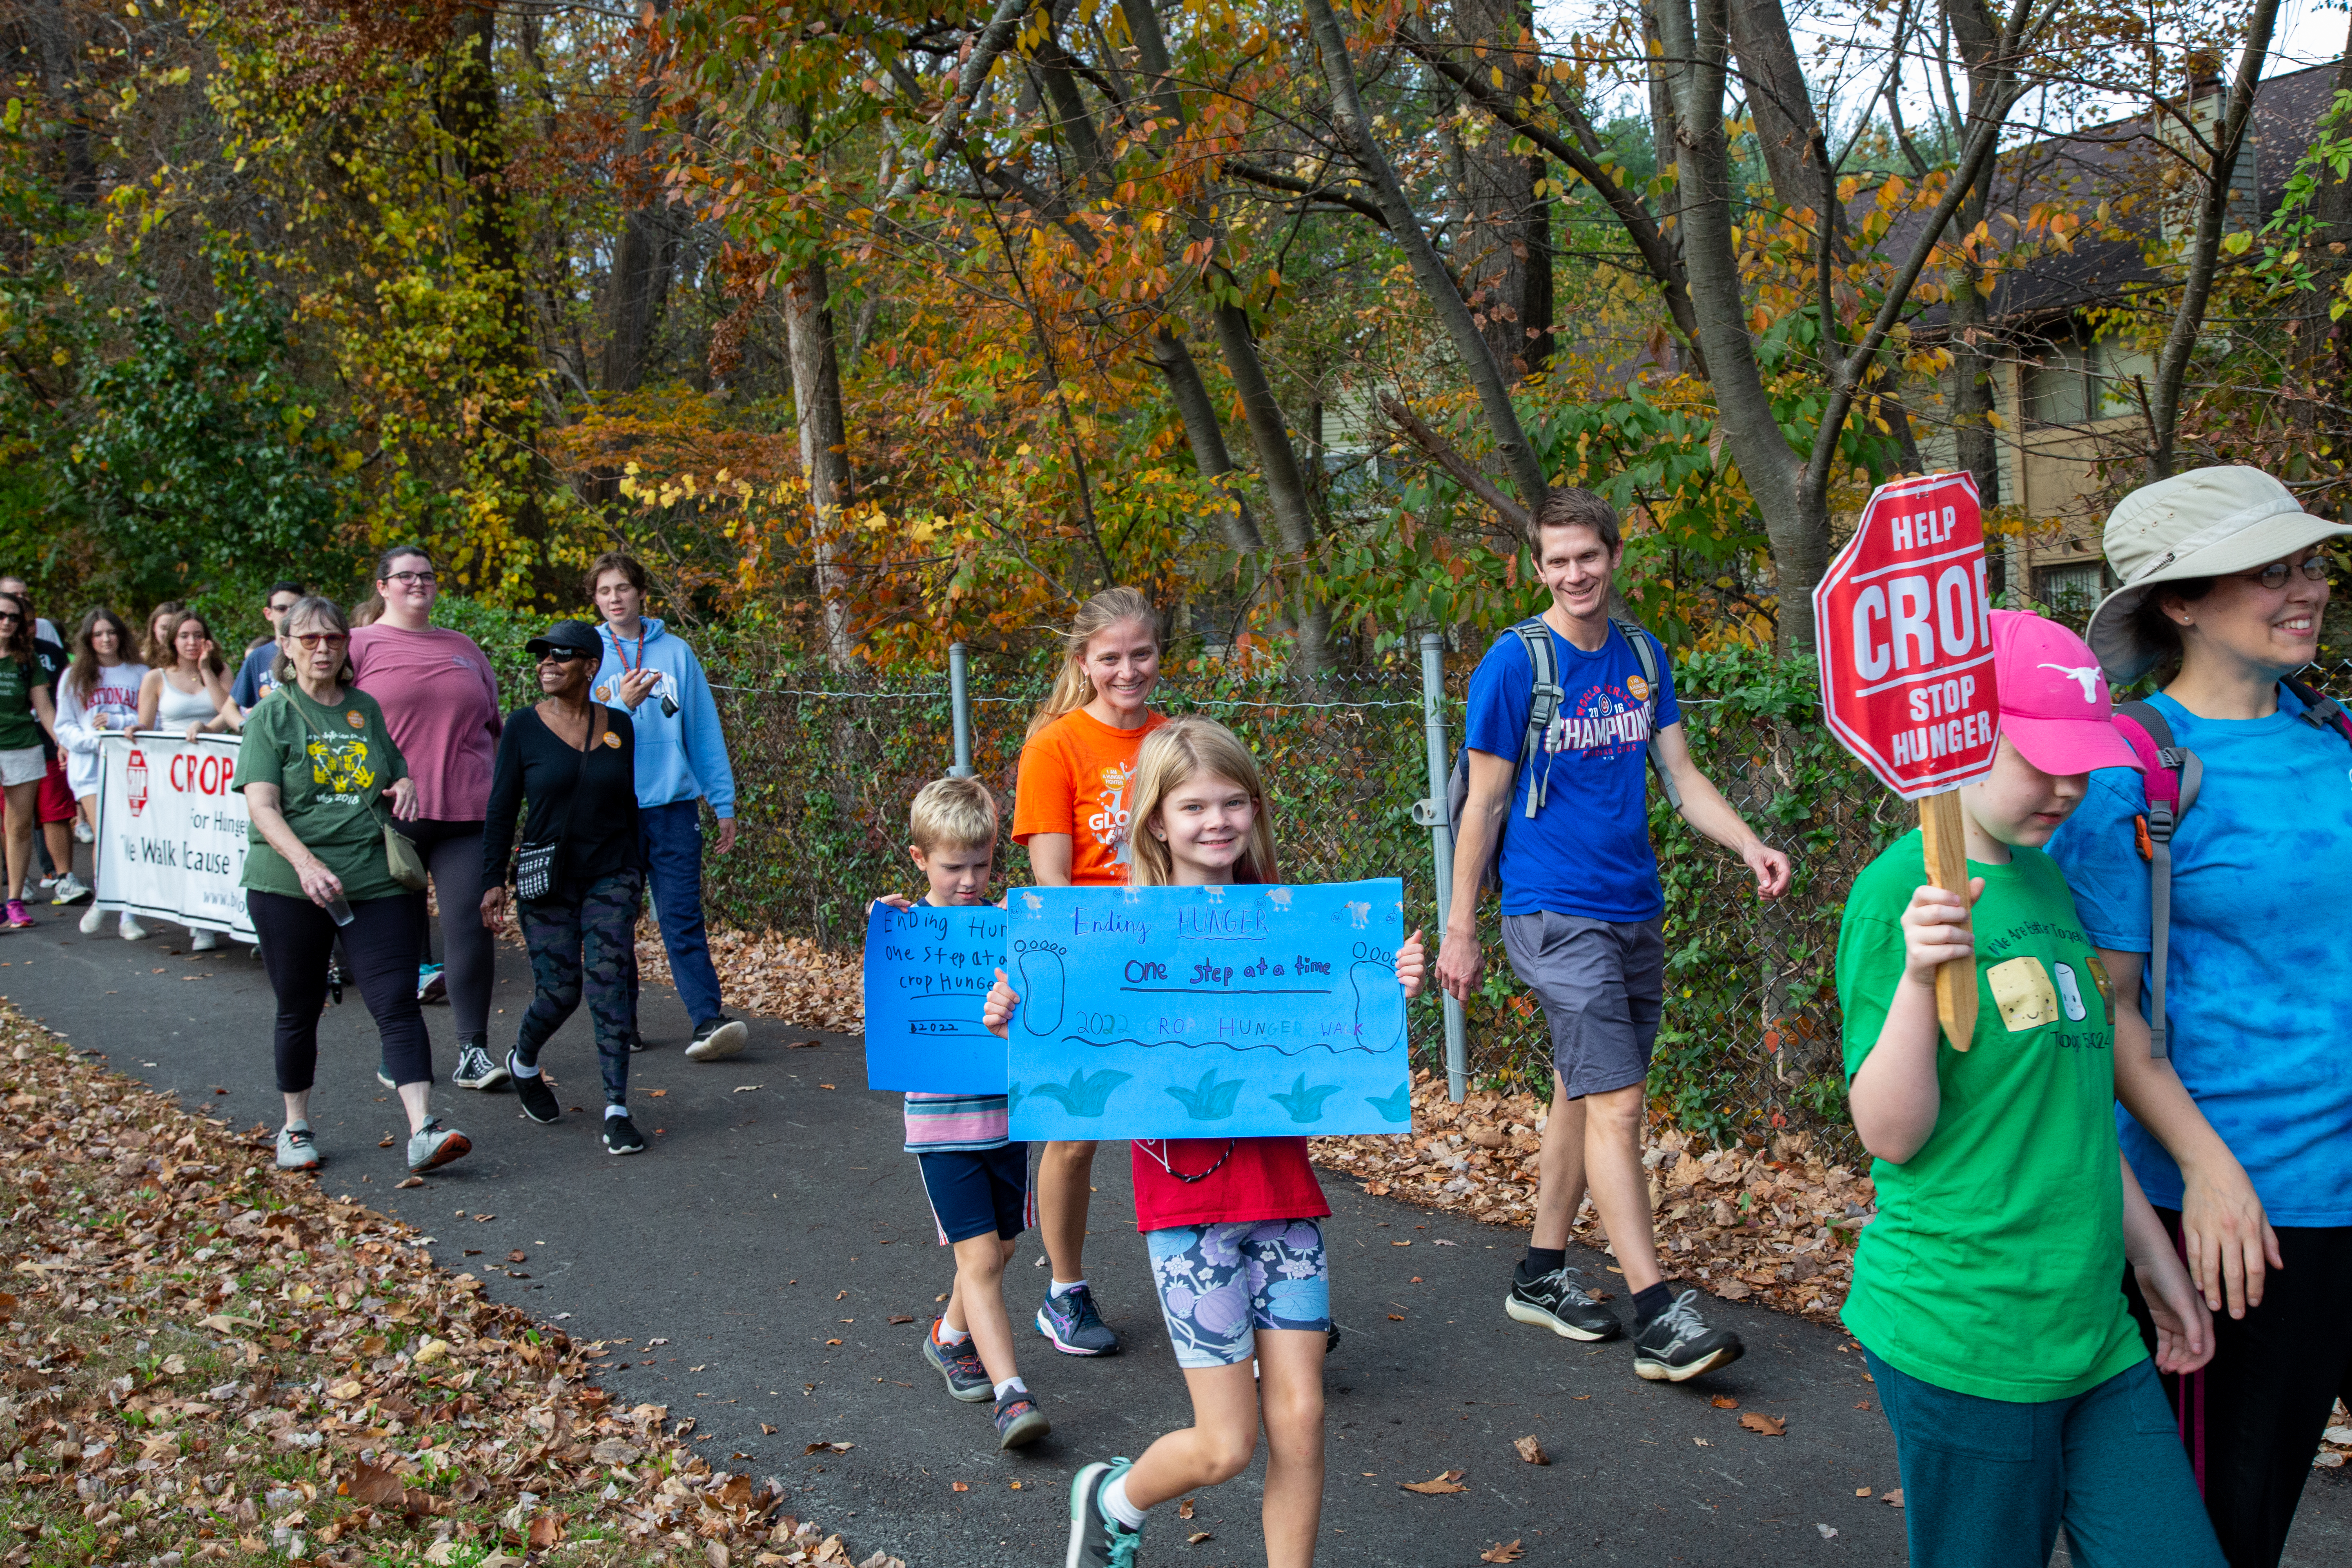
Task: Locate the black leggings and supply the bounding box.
[247,888,434,1092]
[2125,1209,2352,1568]
[396,817,492,1037]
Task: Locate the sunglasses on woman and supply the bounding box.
[537,648,590,664]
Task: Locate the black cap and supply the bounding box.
[526,619,604,658]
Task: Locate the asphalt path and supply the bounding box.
[8,897,2347,1567]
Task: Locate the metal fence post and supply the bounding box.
[947,642,974,777]
[1413,631,1470,1103]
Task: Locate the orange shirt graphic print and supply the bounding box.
[1086,762,1138,868]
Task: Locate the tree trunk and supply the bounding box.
[1452,0,1553,379]
[1150,325,1267,553]
[603,0,677,394]
[29,0,96,203]
[784,258,858,668]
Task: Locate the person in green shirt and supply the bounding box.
[232,595,470,1180]
[0,591,61,931]
[1836,610,2222,1568]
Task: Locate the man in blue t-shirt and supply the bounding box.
[1435,486,1791,1385]
[230,580,307,711]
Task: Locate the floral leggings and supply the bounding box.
[1145,1218,1330,1368]
[514,868,642,1106]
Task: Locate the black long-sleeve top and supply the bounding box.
[481,704,642,900]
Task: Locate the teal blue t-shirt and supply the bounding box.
[2044,683,2352,1227]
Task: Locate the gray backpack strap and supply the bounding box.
[1514,619,1563,818]
[1612,617,1684,813]
[2115,699,2200,1059]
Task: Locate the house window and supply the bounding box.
[2022,325,2152,426]
[2036,559,2108,612]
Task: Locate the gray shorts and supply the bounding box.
[1499,912,1666,1100]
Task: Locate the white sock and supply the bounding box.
[1101,1474,1147,1531]
[510,1058,541,1079]
[992,1376,1027,1401]
[604,1104,627,1119]
[1050,1277,1087,1298]
[934,1321,971,1347]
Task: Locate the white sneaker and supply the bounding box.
[79,905,103,935]
[49,872,91,906]
[191,929,218,952]
[275,1123,320,1172]
[72,820,92,844]
[119,915,147,941]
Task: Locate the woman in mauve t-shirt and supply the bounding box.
[348,545,503,1094]
[1009,585,1167,1357]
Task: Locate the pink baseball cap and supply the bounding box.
[1989,610,2144,775]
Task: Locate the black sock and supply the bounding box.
[1522,1246,1567,1278]
[1632,1282,1673,1324]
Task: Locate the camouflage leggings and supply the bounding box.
[514,868,642,1106]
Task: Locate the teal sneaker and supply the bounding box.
[1066,1458,1143,1567]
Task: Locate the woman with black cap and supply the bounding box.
[480,620,648,1156]
[2046,466,2352,1568]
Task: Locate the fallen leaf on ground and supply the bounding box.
[506,1250,528,1263]
[395,1175,423,1188]
[1177,1498,1195,1518]
[1710,1395,1738,1409]
[1739,1412,1787,1437]
[761,1423,777,1434]
[1481,1542,1524,1564]
[1399,1470,1467,1495]
[1187,1532,1212,1545]
[951,1482,968,1492]
[806,1441,853,1454]
[1816,1524,1838,1539]
[349,1459,405,1507]
[376,1136,394,1148]
[733,1085,763,1092]
[1512,1435,1548,1466]
[888,1314,913,1324]
[1856,1486,1872,1497]
[647,1089,667,1097]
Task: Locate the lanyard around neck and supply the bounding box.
[613,626,647,675]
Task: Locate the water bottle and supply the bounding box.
[325,893,354,927]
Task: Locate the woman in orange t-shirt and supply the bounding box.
[1011,585,1167,1356]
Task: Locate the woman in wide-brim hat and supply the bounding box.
[2048,465,2352,1568]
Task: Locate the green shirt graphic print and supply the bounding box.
[232,686,409,904]
[1834,828,2143,1403]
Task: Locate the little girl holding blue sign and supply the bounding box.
[984,716,1425,1568]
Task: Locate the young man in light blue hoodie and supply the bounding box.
[587,552,751,1062]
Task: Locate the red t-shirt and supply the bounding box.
[348,624,502,821]
[1012,707,1168,886]
[1128,1136,1331,1232]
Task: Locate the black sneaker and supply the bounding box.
[1505,1261,1622,1341]
[452,1036,508,1090]
[510,1057,560,1124]
[1632,1287,1744,1382]
[1036,1283,1120,1356]
[624,1031,648,1054]
[993,1388,1050,1449]
[602,1113,647,1156]
[684,1016,748,1061]
[1067,1458,1144,1567]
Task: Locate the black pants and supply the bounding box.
[247,888,434,1092]
[2125,1208,2352,1568]
[394,817,492,1038]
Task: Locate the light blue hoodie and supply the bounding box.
[591,617,737,816]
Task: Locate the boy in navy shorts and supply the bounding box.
[872,777,1047,1449]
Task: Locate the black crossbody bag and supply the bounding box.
[515,708,601,902]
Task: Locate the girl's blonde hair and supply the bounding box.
[1024,585,1159,740]
[1126,716,1280,887]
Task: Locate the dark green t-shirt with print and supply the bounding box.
[232,686,408,903]
[0,654,48,752]
[1835,828,2143,1403]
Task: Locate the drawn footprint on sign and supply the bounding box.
[1018,947,1065,1036]
[1349,960,1406,1053]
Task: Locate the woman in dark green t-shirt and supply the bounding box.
[232,595,470,1181]
[0,591,60,931]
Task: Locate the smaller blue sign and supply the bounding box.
[861,901,1009,1094]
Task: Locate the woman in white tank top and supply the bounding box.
[137,609,235,740]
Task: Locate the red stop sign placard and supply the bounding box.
[1812,472,2000,800]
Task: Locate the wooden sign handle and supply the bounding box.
[1918,788,1977,1051]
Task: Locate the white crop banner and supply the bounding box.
[94,733,256,940]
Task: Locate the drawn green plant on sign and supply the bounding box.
[1165,1069,1246,1121]
[1027,1068,1131,1118]
[1365,1081,1413,1124]
[1006,1082,1023,1117]
[1268,1074,1343,1124]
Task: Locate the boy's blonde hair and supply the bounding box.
[1127,716,1280,887]
[908,776,999,853]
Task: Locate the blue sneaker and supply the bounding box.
[417,962,446,1004]
[993,1388,1050,1449]
[922,1323,992,1403]
[1037,1283,1119,1356]
[1066,1458,1143,1568]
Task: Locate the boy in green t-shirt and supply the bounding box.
[1835,610,2221,1567]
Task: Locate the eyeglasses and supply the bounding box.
[2239,558,2329,590]
[291,632,347,649]
[383,571,438,587]
[536,648,590,663]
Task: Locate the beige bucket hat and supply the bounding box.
[2086,466,2351,682]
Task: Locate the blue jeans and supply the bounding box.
[1864,1347,2225,1568]
[627,800,724,1027]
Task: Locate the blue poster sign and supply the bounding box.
[1005,878,1412,1141]
[862,902,1009,1094]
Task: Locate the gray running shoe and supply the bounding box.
[1505,1262,1623,1342]
[1632,1288,1744,1382]
[275,1123,320,1172]
[922,1323,993,1403]
[405,1118,471,1174]
[993,1388,1049,1449]
[452,1037,508,1090]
